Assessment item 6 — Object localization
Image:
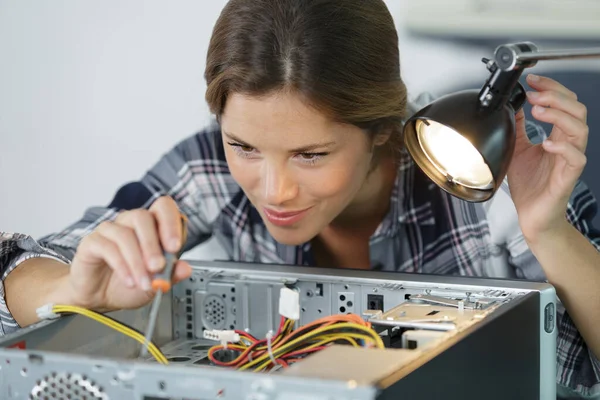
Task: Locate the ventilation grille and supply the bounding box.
[185,289,194,339]
[30,372,108,400]
[202,294,226,329]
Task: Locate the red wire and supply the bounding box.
[208,316,289,367]
[209,316,367,369]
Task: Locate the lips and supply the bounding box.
[263,206,312,227]
[265,208,307,218]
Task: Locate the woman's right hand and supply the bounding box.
[67,196,192,312]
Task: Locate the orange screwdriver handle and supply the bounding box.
[151,213,188,293]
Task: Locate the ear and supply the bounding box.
[372,131,392,147]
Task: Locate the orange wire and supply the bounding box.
[208,314,374,368]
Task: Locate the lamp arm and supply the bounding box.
[478,42,600,112]
[477,66,524,112]
[517,48,600,62]
[494,42,600,71]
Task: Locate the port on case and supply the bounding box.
[338,292,355,314]
[367,294,384,311]
[315,283,324,297]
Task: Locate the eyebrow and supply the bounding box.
[223,130,336,153]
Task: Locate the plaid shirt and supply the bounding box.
[1,94,599,398]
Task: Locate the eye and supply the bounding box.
[296,152,328,165]
[227,142,256,158]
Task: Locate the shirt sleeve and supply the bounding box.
[554,178,600,398]
[503,120,600,398]
[0,125,232,336]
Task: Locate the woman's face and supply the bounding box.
[220,90,378,246]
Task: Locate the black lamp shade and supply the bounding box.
[403,89,517,202]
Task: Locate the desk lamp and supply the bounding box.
[403,42,600,202]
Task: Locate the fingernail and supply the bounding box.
[528,74,540,82]
[543,139,553,147]
[140,276,151,291]
[170,238,181,252]
[150,256,165,272]
[526,91,539,99]
[125,276,135,288]
[534,105,545,113]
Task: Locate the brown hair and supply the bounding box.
[205,0,408,153]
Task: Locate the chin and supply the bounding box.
[266,225,317,246]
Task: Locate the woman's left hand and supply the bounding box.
[507,74,589,242]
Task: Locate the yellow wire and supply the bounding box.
[250,335,358,371]
[246,320,376,353]
[210,328,369,369]
[53,306,167,364]
[212,334,358,370]
[54,306,167,364]
[52,305,382,370]
[251,333,375,371]
[239,322,383,371]
[311,334,361,348]
[53,305,168,364]
[243,326,379,370]
[235,319,296,352]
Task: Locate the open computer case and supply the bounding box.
[0,261,557,399]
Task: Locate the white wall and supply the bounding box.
[0,1,225,238]
[0,1,597,257]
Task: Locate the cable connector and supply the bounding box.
[279,287,300,320]
[36,304,60,320]
[203,329,240,349]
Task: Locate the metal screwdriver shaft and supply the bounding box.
[139,252,177,359]
[139,214,188,360]
[140,289,163,358]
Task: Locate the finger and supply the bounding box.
[172,260,192,283]
[97,221,151,291]
[526,90,587,123]
[513,109,533,154]
[543,139,587,172]
[81,233,135,288]
[150,196,184,254]
[531,105,589,152]
[117,210,165,274]
[526,74,578,100]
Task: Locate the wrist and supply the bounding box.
[523,217,574,248]
[47,266,80,307]
[60,278,114,314]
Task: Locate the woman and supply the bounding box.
[1,0,598,397]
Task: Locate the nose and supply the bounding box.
[263,163,298,206]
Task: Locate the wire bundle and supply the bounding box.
[46,305,383,371]
[207,313,384,372]
[50,305,169,364]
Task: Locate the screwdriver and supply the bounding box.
[140,215,188,359]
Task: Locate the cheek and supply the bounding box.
[225,149,259,191]
[303,155,371,200]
